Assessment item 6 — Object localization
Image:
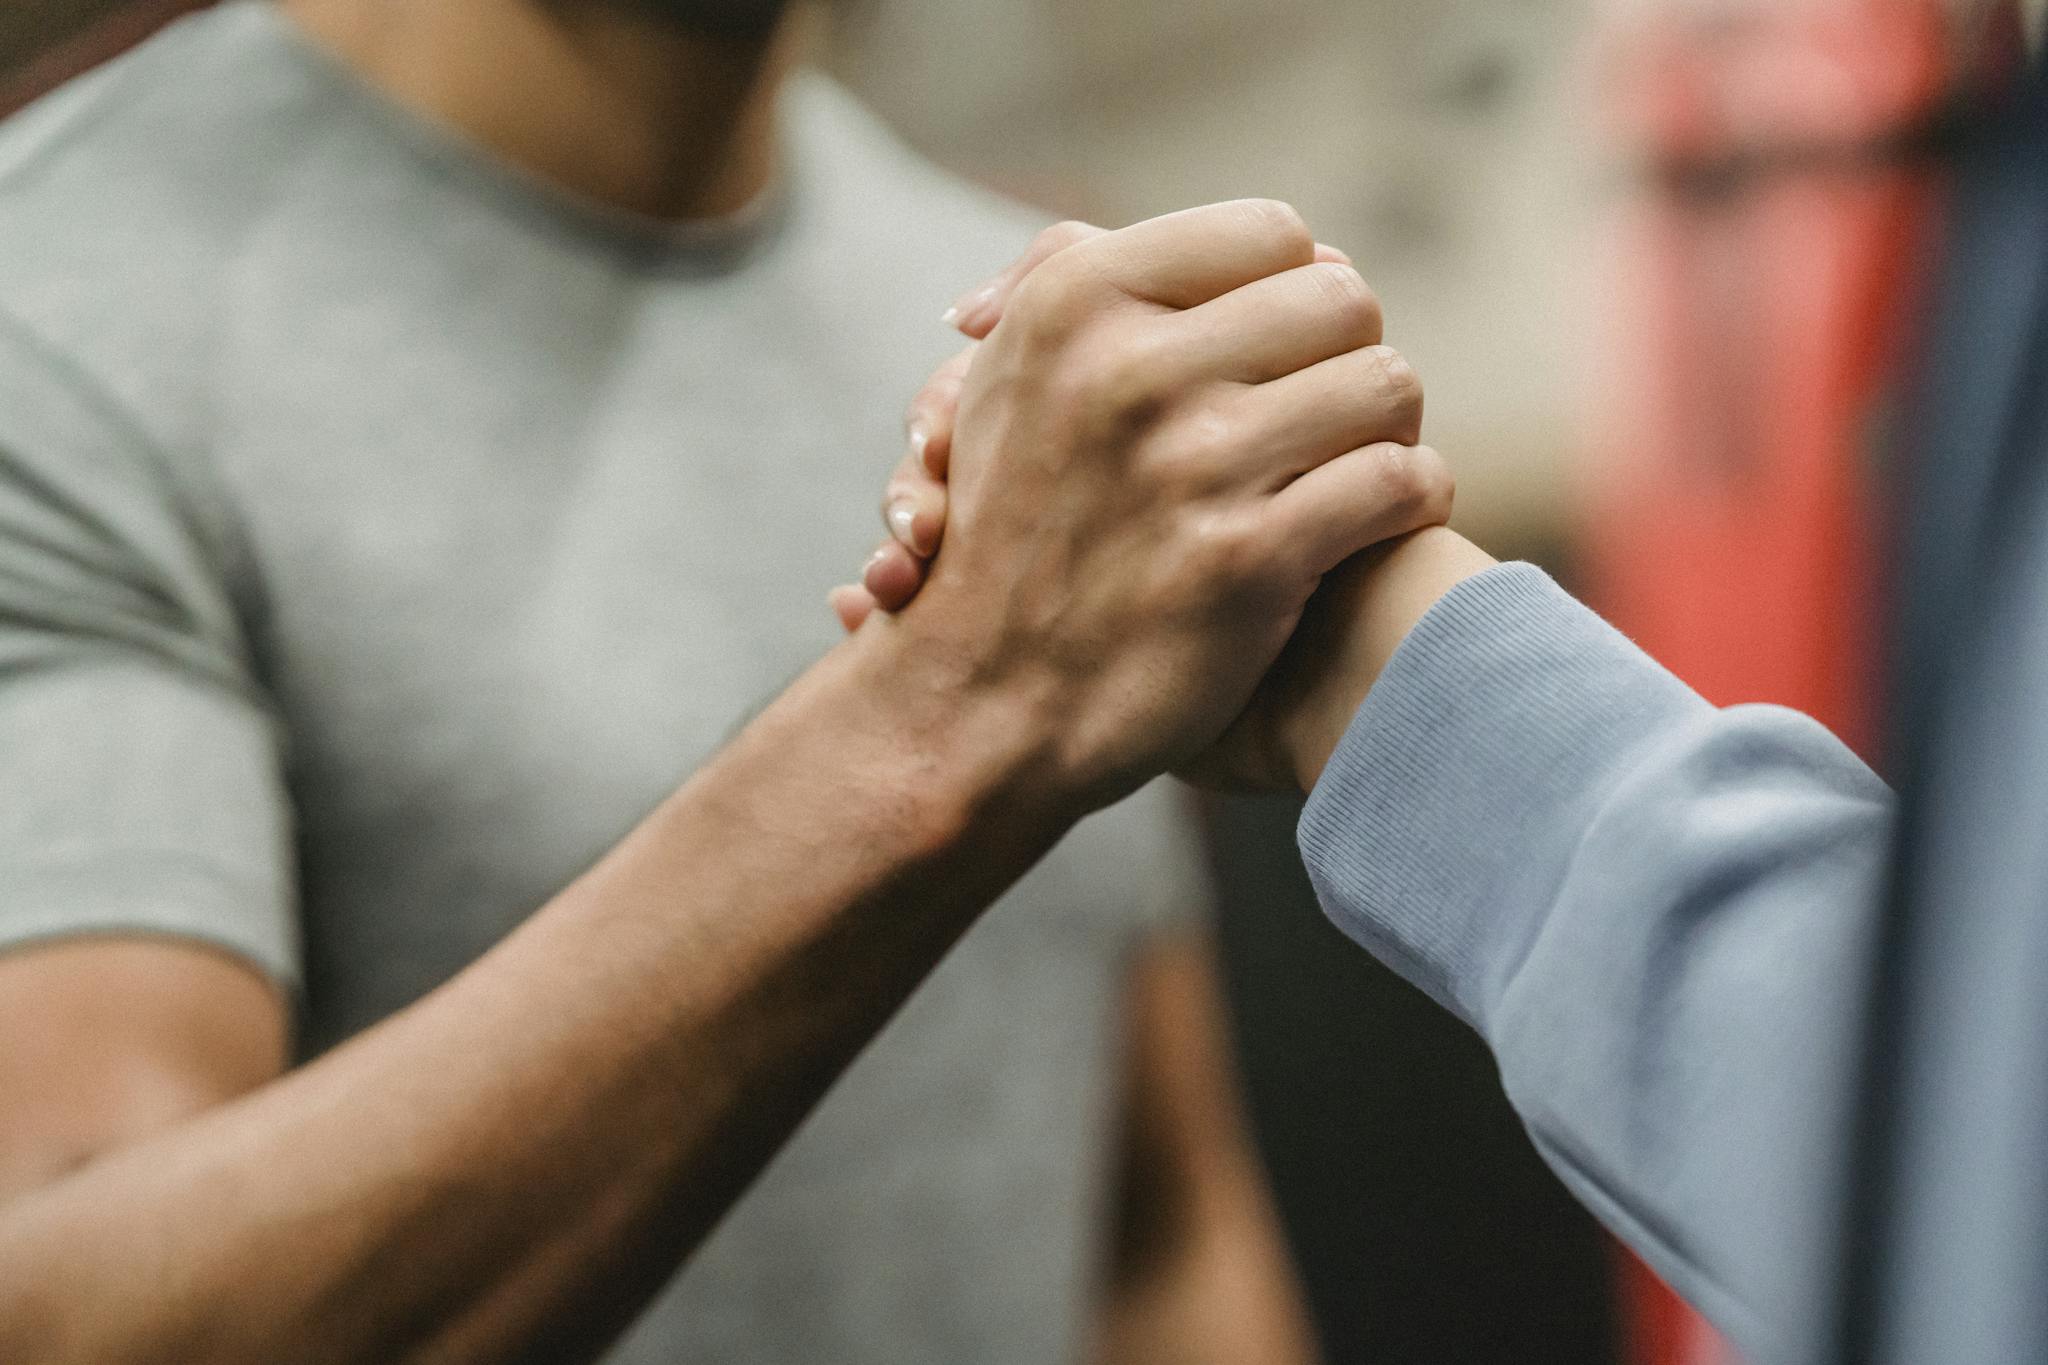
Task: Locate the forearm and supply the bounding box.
[1274,526,1497,791]
[1095,1168,1319,1365]
[1292,547,1893,1358]
[1094,937,1318,1365]
[0,634,1068,1365]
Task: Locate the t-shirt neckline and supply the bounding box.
[234,0,794,271]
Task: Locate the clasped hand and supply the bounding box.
[831,202,1454,805]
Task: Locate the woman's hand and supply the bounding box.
[833,217,1460,795]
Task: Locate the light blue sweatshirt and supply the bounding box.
[1299,565,1895,1364]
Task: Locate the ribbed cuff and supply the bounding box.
[1297,564,1708,1032]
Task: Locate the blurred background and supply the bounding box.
[823,0,1597,568]
[3,1,2019,1360]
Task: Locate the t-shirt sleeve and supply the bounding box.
[0,311,299,992]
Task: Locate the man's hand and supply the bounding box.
[835,213,1460,795]
[0,200,1449,1365]
[843,202,1451,806]
[832,222,1358,632]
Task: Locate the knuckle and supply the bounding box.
[1374,441,1454,521]
[1152,403,1241,490]
[1373,441,1415,497]
[1183,512,1269,590]
[1308,265,1384,344]
[1367,345,1424,417]
[1237,198,1313,256]
[1086,328,1178,420]
[1410,444,1457,520]
[1040,220,1097,255]
[1010,258,1098,346]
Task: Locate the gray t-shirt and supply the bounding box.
[0,6,1210,1361]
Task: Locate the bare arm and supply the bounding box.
[1092,933,1321,1365]
[0,201,1447,1365]
[0,645,1067,1365]
[1262,526,1498,789]
[0,940,287,1204]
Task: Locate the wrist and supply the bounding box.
[1281,528,1498,793]
[819,621,1084,860]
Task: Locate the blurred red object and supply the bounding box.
[1584,0,1957,765]
[1580,0,1979,1360]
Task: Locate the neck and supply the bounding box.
[279,0,793,222]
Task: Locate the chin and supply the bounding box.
[619,0,794,42]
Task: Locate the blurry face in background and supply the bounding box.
[612,0,794,42]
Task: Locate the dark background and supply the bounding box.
[1207,795,1617,1363]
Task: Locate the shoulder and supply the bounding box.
[0,2,311,265]
[0,4,325,587]
[0,4,320,409]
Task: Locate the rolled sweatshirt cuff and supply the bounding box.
[1296,563,1710,1034]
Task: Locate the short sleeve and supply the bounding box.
[0,310,299,991]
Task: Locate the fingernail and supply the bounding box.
[887,501,919,551]
[940,306,961,327]
[908,423,930,467]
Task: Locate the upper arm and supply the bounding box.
[0,937,287,1203]
[1096,932,1321,1365]
[0,313,301,1202]
[1086,783,1244,1208]
[1114,931,1257,1207]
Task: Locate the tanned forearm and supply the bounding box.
[0,631,1068,1365]
[1094,936,1320,1365]
[0,200,1454,1365]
